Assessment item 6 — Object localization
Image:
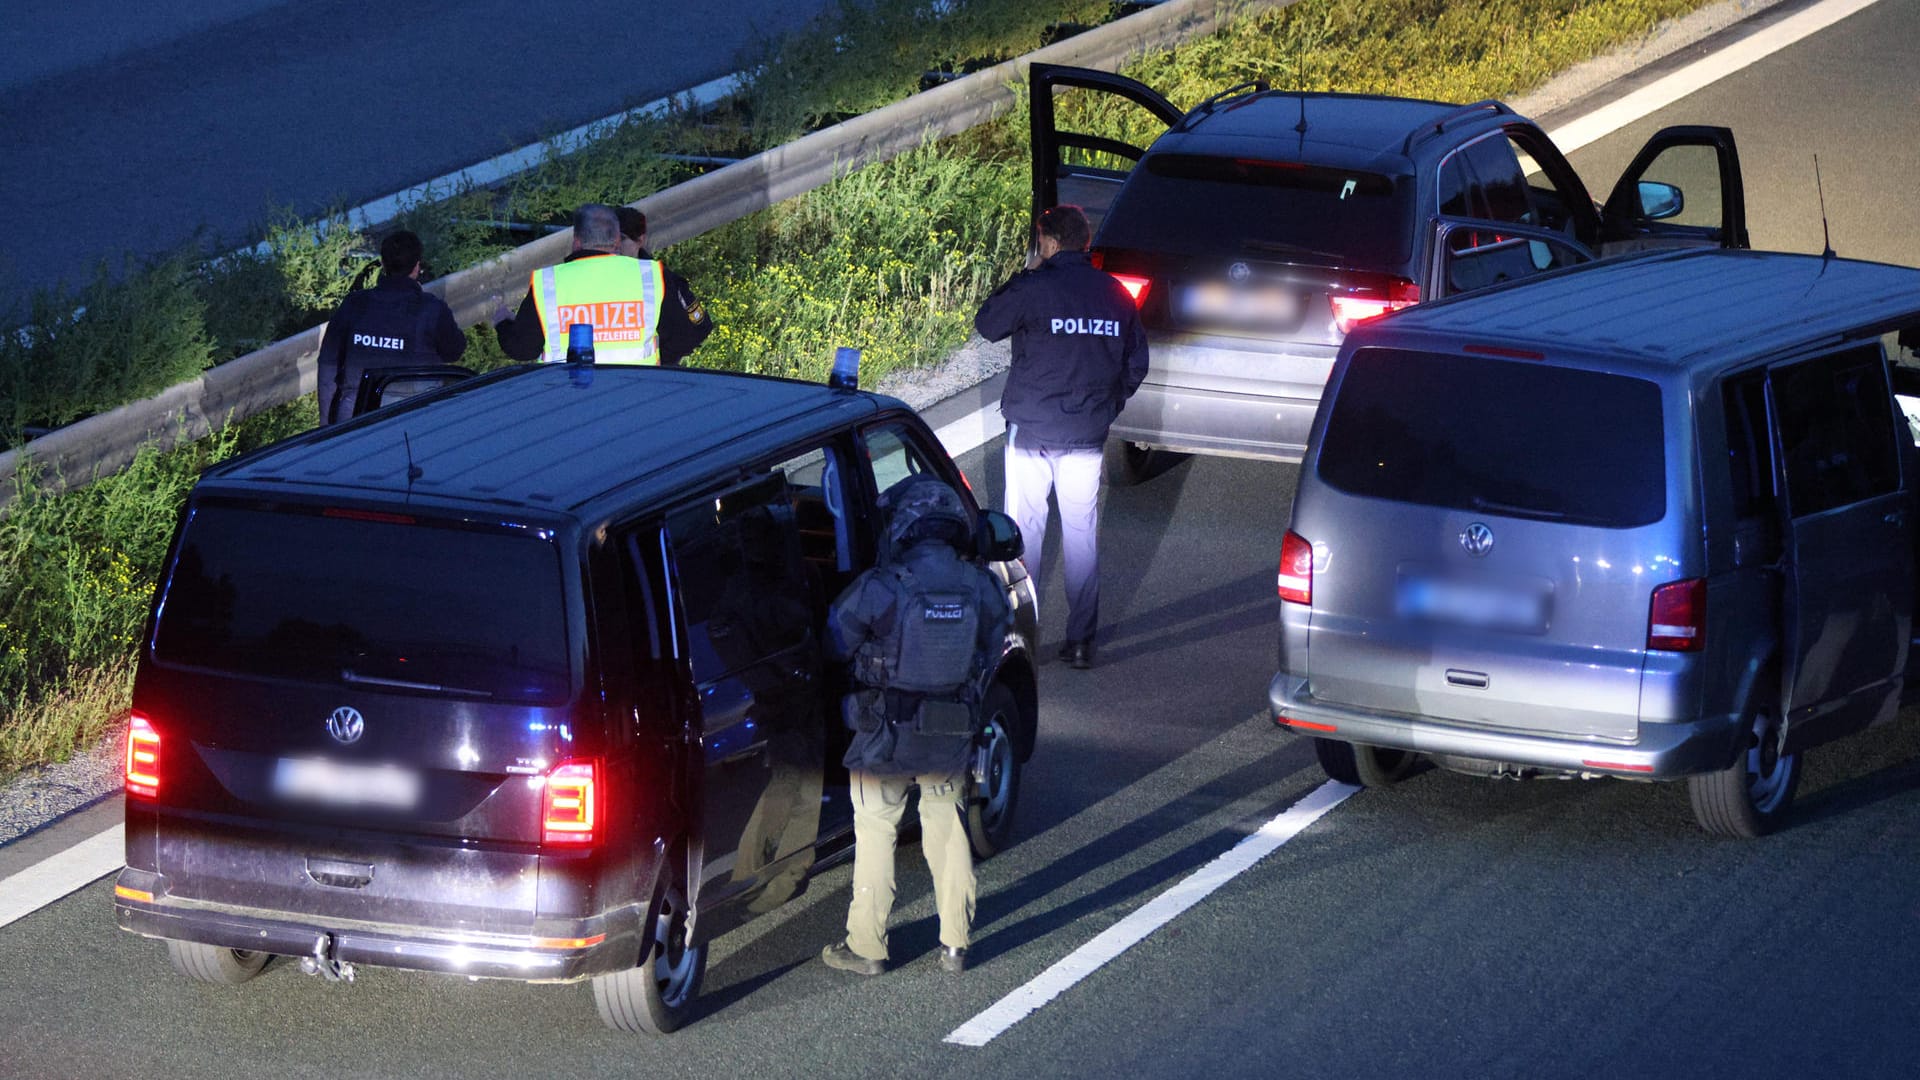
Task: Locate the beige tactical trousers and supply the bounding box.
[845,768,975,961]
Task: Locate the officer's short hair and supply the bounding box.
[574,204,622,250]
[380,230,424,276]
[1037,205,1092,252]
[616,206,648,243]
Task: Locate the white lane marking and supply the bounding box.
[944,780,1358,1048]
[1547,0,1882,152]
[935,403,1007,458]
[0,824,124,931]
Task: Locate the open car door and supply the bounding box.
[1599,125,1748,256]
[350,364,474,418]
[1428,218,1595,299]
[1030,63,1183,235]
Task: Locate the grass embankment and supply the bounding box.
[0,0,1718,777]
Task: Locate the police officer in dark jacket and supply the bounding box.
[974,204,1147,669]
[315,230,466,425]
[819,475,1011,977]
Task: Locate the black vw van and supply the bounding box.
[113,363,1039,1033]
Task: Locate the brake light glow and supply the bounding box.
[322,507,416,525]
[126,714,161,798]
[542,761,598,845]
[1111,273,1152,307]
[1275,716,1337,733]
[1278,530,1313,605]
[1329,279,1420,334]
[1647,578,1706,652]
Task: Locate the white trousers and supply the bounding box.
[1004,430,1103,644]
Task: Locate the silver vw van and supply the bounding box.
[1269,249,1920,837]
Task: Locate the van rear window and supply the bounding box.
[1318,349,1666,527]
[152,503,570,703]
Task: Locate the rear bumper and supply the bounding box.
[1109,336,1336,463]
[113,866,641,983]
[1267,672,1745,779]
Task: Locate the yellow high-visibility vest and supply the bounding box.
[528,254,667,364]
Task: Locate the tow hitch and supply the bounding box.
[299,933,355,983]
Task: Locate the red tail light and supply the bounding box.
[1647,578,1706,652]
[542,761,599,845]
[1330,278,1420,334]
[1110,273,1152,307]
[1278,530,1313,605]
[126,714,161,798]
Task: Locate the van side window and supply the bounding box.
[860,422,938,498]
[770,442,858,586]
[1722,371,1775,520]
[667,475,815,683]
[592,522,677,735]
[1771,345,1901,517]
[1885,325,1920,446]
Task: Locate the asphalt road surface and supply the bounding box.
[4,2,1920,1076]
[0,0,834,307]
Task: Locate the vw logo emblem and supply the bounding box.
[326,706,365,745]
[1227,261,1251,283]
[1460,522,1494,558]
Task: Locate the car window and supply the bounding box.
[1318,347,1666,528]
[1621,142,1725,230]
[1437,135,1529,225]
[769,440,861,591]
[666,474,816,683]
[151,502,571,703]
[1508,136,1578,235]
[1722,371,1777,520]
[1440,227,1589,295]
[1771,345,1901,517]
[859,421,940,497]
[1098,153,1415,270]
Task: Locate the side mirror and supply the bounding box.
[1637,181,1684,221]
[975,509,1024,563]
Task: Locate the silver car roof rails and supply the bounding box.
[1401,100,1512,155]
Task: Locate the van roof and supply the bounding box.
[203,365,893,517]
[1369,249,1920,370]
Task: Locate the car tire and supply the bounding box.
[1103,438,1168,487]
[1312,737,1361,785]
[1688,706,1800,838]
[592,860,708,1034]
[165,940,270,985]
[1353,744,1418,787]
[966,684,1022,859]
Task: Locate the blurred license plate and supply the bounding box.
[273,757,421,810]
[1397,576,1547,633]
[1180,282,1301,325]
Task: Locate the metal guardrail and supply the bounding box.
[0,0,1256,506]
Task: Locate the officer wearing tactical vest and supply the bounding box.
[315,230,466,425]
[821,474,1011,976]
[492,203,706,365]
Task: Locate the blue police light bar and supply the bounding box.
[830,346,860,391]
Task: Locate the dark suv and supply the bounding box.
[113,363,1039,1033]
[1030,63,1750,481]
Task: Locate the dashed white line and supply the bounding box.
[944,780,1358,1048]
[0,823,123,931]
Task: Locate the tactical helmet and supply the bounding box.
[880,473,971,557]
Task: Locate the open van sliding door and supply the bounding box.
[1767,343,1913,753]
[1030,63,1183,235]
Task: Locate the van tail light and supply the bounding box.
[1110,273,1152,307]
[542,761,599,845]
[1278,530,1313,606]
[1330,278,1419,334]
[126,714,161,798]
[1647,578,1706,652]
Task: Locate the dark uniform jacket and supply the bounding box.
[493,249,712,365]
[826,540,1011,777]
[315,275,466,425]
[974,250,1150,449]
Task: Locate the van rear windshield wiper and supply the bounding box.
[342,668,494,698]
[1468,496,1568,520]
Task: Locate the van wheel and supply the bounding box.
[1688,708,1800,838]
[592,863,707,1034]
[1312,738,1361,785]
[1353,745,1417,787]
[966,685,1021,858]
[165,940,270,985]
[1103,438,1162,487]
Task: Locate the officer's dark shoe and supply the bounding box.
[1057,640,1094,669]
[821,943,886,976]
[939,946,968,974]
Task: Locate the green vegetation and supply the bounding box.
[0,0,1719,777]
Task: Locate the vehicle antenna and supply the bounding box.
[403,431,423,488]
[1813,154,1836,261]
[1295,93,1308,136]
